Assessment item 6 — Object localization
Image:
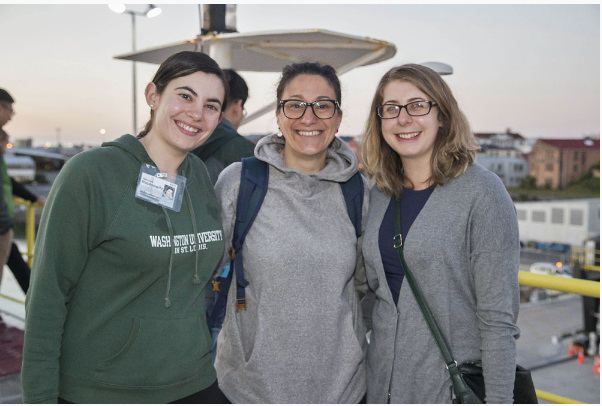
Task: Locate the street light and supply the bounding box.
[109,4,162,135]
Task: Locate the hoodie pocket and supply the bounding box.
[94,315,212,387]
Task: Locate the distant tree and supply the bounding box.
[519,175,536,189]
[573,162,600,191]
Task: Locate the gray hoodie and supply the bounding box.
[214,135,368,403]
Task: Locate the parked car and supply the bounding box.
[529,262,572,277]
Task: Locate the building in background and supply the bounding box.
[515,198,600,248]
[528,138,600,189]
[476,146,529,188]
[474,129,532,153]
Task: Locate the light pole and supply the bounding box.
[109,4,162,135]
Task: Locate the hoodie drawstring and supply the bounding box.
[161,189,201,309]
[186,189,201,285]
[161,206,175,309]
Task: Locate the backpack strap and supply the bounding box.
[224,164,361,314]
[231,157,269,311]
[340,171,364,238]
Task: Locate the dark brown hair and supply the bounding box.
[138,51,228,138]
[276,62,342,111]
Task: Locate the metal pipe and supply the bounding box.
[13,197,44,267]
[536,389,584,404]
[518,271,600,298]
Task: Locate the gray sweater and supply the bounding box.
[364,164,520,404]
[214,135,369,403]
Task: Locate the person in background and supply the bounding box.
[22,52,230,404]
[0,89,16,311]
[192,69,255,361]
[214,62,369,403]
[0,128,45,294]
[361,64,520,403]
[191,68,255,185]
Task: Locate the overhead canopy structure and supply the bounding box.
[114,28,397,74]
[115,29,397,125]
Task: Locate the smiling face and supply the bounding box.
[380,80,441,167]
[277,74,342,171]
[145,71,225,155]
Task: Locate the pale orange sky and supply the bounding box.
[0,3,599,146]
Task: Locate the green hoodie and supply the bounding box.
[22,135,224,403]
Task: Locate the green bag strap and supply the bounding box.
[393,198,473,401]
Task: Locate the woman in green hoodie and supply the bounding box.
[22,52,230,404]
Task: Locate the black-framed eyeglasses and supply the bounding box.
[279,99,340,119]
[377,101,437,119]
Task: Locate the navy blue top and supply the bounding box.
[378,185,435,305]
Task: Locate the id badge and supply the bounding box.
[135,164,186,212]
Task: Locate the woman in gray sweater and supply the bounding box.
[361,64,520,403]
[214,62,369,403]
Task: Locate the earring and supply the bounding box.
[276,130,283,138]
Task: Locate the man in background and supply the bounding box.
[0,128,45,294]
[191,69,255,185]
[191,70,255,361]
[0,89,16,306]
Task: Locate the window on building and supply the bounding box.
[532,211,546,222]
[574,164,579,172]
[582,152,586,165]
[546,164,554,171]
[517,210,527,221]
[570,209,584,226]
[551,208,564,224]
[574,151,579,160]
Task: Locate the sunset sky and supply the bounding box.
[0,2,599,146]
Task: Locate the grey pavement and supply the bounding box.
[517,294,600,404]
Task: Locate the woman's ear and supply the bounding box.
[145,82,158,108]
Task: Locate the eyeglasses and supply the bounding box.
[279,99,339,119]
[377,101,437,119]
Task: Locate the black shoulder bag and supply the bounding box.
[393,198,537,404]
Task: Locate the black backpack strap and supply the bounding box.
[340,172,364,238]
[231,157,269,311]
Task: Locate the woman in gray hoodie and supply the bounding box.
[361,64,520,403]
[214,62,369,403]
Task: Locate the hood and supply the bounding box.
[101,134,192,177]
[102,134,150,163]
[254,134,359,183]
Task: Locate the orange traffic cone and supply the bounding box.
[594,355,600,376]
[568,340,578,356]
[577,347,585,364]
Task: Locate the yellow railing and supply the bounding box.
[518,271,600,298]
[519,270,599,403]
[13,197,44,267]
[536,390,584,404]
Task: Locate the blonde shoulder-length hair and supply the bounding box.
[361,64,479,198]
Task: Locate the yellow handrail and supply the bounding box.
[13,197,44,267]
[535,390,584,404]
[518,271,600,298]
[0,292,25,305]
